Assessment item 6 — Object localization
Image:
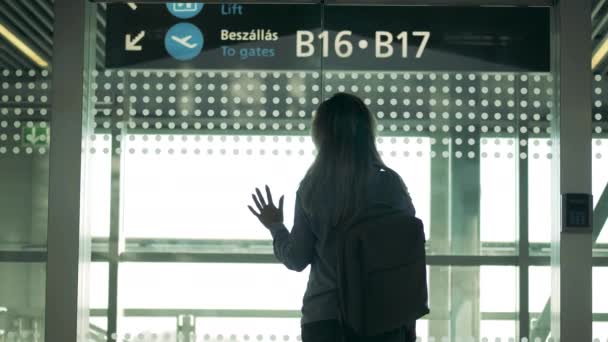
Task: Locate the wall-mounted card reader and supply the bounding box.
[562,193,593,233]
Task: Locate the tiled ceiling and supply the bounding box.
[0,1,606,72]
[0,0,106,70]
[593,0,608,73]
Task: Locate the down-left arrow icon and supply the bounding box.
[125,31,145,51]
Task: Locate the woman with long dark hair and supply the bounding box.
[248,93,417,342]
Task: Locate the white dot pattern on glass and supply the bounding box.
[593,74,608,145]
[0,70,567,158]
[0,69,52,154]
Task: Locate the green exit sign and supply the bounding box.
[22,125,50,147]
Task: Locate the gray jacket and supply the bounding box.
[268,166,416,325]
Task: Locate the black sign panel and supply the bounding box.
[106,3,322,70]
[323,6,550,72]
[105,3,550,71]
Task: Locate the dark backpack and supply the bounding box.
[335,203,430,338]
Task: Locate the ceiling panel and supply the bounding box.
[0,0,106,71]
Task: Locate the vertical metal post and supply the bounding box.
[449,80,481,339]
[429,132,450,339]
[107,73,128,341]
[552,0,593,340]
[44,0,91,341]
[517,77,530,340]
[449,155,481,341]
[428,73,451,339]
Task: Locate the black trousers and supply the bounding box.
[301,319,416,342]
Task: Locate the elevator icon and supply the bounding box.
[166,3,204,19]
[172,3,198,13]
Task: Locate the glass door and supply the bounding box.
[0,2,55,341]
[80,2,556,341]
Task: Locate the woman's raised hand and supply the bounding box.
[248,184,284,229]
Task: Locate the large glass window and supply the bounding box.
[0,2,53,340]
[82,3,558,341]
[592,73,608,340]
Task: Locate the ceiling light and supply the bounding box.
[592,35,608,70]
[0,23,48,68]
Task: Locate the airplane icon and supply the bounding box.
[171,35,198,49]
[164,23,204,61]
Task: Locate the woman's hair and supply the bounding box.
[298,92,389,229]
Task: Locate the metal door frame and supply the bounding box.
[45,0,592,341]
